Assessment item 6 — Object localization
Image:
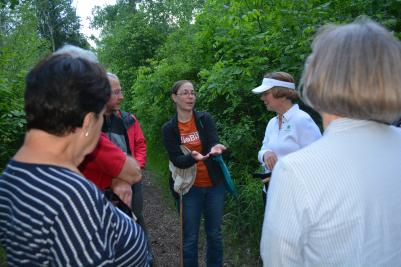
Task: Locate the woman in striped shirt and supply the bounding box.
[0,47,149,266]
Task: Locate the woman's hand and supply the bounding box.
[111,178,133,208]
[263,151,278,170]
[191,150,209,161]
[208,144,227,156]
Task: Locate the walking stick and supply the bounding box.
[179,191,184,267]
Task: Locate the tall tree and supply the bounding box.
[33,0,88,51]
[92,0,204,105]
[0,1,49,168]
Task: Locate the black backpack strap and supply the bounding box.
[120,111,136,156]
[121,111,136,129]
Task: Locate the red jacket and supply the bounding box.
[79,133,126,189]
[118,111,147,169]
[79,111,147,190]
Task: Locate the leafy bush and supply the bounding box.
[0,3,49,169]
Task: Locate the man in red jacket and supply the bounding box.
[102,73,151,254]
[102,73,147,220]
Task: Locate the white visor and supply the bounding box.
[252,78,295,94]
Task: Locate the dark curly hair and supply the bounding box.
[24,54,111,136]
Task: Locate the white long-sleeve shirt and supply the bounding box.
[261,119,401,266]
[258,104,321,173]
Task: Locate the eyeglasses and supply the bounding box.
[176,91,197,97]
[112,89,123,96]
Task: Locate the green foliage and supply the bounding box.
[0,243,6,266]
[223,174,264,263]
[0,0,18,9]
[0,0,88,169]
[145,145,173,207]
[32,0,88,50]
[0,2,49,169]
[93,1,180,105]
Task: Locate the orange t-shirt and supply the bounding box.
[178,116,212,187]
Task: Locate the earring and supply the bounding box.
[85,132,89,137]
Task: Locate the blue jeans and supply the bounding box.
[182,182,225,267]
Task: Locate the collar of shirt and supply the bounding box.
[281,104,299,122]
[324,118,375,136]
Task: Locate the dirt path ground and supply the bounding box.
[142,171,261,267]
[142,171,206,267]
[142,171,181,267]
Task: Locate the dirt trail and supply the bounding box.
[142,171,182,267]
[143,171,208,267]
[142,171,258,267]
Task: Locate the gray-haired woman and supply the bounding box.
[261,19,401,266]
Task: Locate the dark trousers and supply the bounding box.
[182,183,225,267]
[131,173,154,264]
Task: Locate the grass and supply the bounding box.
[222,179,264,267]
[0,244,6,266]
[145,148,173,205]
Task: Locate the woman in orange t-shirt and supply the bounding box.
[162,80,226,267]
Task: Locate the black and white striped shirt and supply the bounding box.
[0,160,149,266]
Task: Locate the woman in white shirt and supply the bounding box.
[252,71,321,205]
[261,19,401,266]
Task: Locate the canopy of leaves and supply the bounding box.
[0,2,50,168]
[33,0,88,50]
